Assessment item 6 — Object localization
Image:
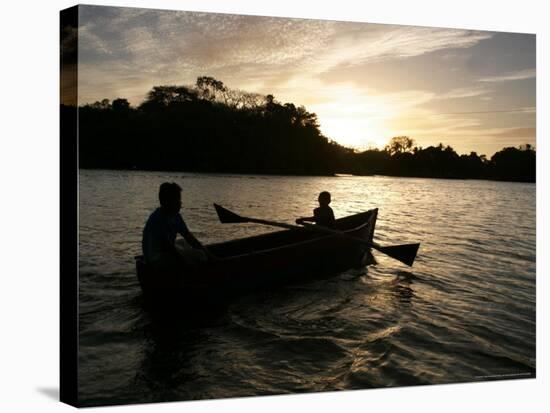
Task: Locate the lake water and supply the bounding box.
[78,169,536,406]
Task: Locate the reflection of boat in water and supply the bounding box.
[136,209,378,304]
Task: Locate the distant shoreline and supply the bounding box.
[78,167,535,184]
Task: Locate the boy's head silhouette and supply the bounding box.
[159,182,182,214]
[318,191,331,207]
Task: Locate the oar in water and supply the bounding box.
[213,204,420,267]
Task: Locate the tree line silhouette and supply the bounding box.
[71,76,535,182]
[354,137,535,182]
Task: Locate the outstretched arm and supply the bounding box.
[177,216,217,260]
[179,224,205,249]
[175,214,202,249]
[296,216,315,225]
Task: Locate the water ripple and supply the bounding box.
[77,170,536,406]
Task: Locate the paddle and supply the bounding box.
[213,204,420,267]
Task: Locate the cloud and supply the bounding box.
[77,6,495,104]
[436,85,492,100]
[488,127,536,138]
[316,26,492,72]
[479,68,536,82]
[79,8,336,70]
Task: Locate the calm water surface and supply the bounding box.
[78,170,536,406]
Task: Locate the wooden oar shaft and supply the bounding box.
[247,217,299,231]
[214,203,419,266]
[248,217,375,247]
[217,205,374,246]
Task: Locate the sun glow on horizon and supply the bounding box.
[298,83,397,150]
[319,117,391,150]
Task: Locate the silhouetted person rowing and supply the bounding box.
[142,182,213,273]
[296,191,336,228]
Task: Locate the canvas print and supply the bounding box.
[60,4,536,408]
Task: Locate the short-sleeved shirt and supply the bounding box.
[313,206,336,228]
[142,208,188,263]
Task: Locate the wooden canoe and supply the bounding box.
[136,208,378,303]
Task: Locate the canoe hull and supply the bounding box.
[136,209,378,303]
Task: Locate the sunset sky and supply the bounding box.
[76,5,536,156]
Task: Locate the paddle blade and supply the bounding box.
[377,243,420,267]
[214,204,249,224]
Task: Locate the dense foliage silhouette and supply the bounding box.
[70,77,535,182]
